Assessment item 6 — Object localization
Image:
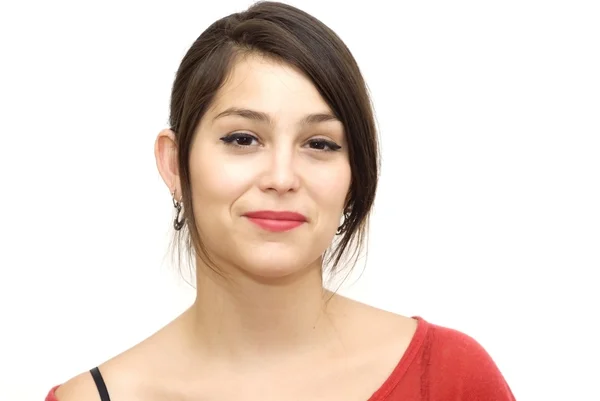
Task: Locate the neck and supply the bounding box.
[183,258,340,364]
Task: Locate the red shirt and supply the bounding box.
[46,317,516,400]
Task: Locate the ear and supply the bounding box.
[154,128,182,199]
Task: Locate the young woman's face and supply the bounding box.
[189,55,351,279]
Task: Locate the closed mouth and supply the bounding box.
[243,210,307,222]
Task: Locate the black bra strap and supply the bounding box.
[90,367,111,401]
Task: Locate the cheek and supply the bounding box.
[188,146,253,216]
[310,160,351,211]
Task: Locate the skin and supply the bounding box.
[55,54,418,401]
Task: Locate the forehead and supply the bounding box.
[207,54,334,119]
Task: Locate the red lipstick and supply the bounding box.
[243,210,307,232]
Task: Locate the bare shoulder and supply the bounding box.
[54,371,100,401]
[54,313,187,401]
[53,349,156,401]
[329,294,419,349]
[326,294,420,391]
[333,294,417,328]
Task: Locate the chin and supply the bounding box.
[235,246,319,280]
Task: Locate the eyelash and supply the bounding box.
[219,132,342,152]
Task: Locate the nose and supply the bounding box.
[258,146,300,195]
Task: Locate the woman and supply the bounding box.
[47,2,515,400]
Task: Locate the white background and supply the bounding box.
[1,1,599,400]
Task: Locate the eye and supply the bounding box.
[219,132,259,147]
[306,139,342,152]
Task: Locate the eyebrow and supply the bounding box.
[212,107,340,127]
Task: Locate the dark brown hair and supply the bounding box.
[168,1,380,279]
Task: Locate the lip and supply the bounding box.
[244,210,307,221]
[243,210,307,232]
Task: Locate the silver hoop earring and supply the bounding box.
[172,190,185,231]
